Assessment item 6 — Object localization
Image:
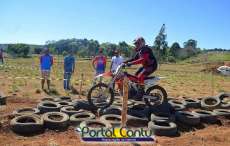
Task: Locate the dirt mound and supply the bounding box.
[201,62,224,73]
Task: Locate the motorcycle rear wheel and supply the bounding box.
[144,85,167,106]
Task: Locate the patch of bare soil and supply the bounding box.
[1,94,230,146]
[201,62,224,73]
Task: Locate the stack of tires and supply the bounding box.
[9,92,230,137]
[148,93,230,136]
[10,96,148,135]
[98,97,150,128]
[10,96,97,135]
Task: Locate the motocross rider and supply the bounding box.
[124,37,158,87]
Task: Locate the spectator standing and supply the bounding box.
[110,50,124,93]
[40,47,53,90]
[0,48,4,64]
[110,50,124,73]
[92,48,106,85]
[64,49,75,90]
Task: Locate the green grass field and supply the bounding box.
[0,52,229,99]
[181,52,230,64]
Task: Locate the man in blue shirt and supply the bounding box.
[40,47,53,90]
[64,49,75,90]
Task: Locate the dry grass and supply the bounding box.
[0,56,229,99]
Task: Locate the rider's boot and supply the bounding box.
[133,84,145,101]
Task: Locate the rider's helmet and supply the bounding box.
[133,37,145,52]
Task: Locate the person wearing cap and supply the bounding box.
[92,48,107,84]
[0,48,4,64]
[40,47,53,90]
[124,37,158,85]
[63,49,75,91]
[110,50,124,74]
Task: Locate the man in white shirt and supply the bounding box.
[110,50,124,73]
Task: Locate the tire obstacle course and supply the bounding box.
[7,92,230,137]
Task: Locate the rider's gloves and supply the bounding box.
[126,62,132,67]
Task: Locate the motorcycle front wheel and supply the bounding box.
[144,85,167,106]
[87,83,114,109]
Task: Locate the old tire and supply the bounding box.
[217,92,230,102]
[192,110,217,123]
[220,102,230,109]
[201,96,220,110]
[13,107,40,116]
[42,112,69,130]
[56,96,72,102]
[126,117,149,128]
[38,101,61,113]
[149,102,175,118]
[98,105,122,116]
[173,104,186,111]
[60,106,85,116]
[151,112,175,122]
[100,114,121,127]
[148,120,177,136]
[127,103,149,118]
[70,112,96,126]
[79,120,112,129]
[168,99,186,106]
[40,97,59,102]
[112,100,134,107]
[10,115,44,135]
[73,100,97,112]
[57,101,73,108]
[213,109,230,116]
[175,111,200,126]
[217,92,230,109]
[182,98,200,108]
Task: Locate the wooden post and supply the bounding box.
[79,73,83,98]
[211,72,214,96]
[121,77,128,127]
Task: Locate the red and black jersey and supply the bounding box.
[126,45,157,68]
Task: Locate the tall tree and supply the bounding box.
[118,41,132,57]
[154,24,168,61]
[7,44,30,57]
[170,42,181,57]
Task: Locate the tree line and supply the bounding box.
[1,38,208,62]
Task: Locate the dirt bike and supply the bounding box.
[87,63,167,109]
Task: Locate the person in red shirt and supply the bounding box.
[92,48,107,85]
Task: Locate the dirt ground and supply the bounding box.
[0,95,230,146]
[0,58,230,146]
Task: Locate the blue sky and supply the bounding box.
[0,0,229,49]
